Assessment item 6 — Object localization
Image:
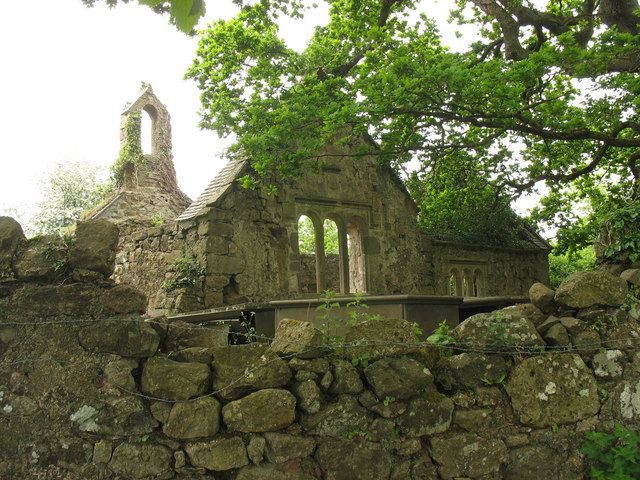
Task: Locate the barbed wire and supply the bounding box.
[2,315,640,403]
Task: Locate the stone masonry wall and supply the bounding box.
[429,240,549,296]
[1,216,640,480]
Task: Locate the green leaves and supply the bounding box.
[582,426,640,480]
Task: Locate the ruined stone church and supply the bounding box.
[89,85,550,316]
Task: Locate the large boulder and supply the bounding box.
[505,354,599,427]
[329,359,363,395]
[529,283,556,313]
[434,353,507,391]
[344,318,439,366]
[263,433,316,464]
[69,219,119,276]
[555,270,628,309]
[430,433,507,479]
[80,317,159,358]
[451,311,545,351]
[0,216,25,279]
[237,465,318,480]
[165,320,228,351]
[498,303,547,327]
[211,344,292,400]
[269,318,329,359]
[99,285,147,315]
[395,391,454,437]
[141,357,211,401]
[13,235,65,280]
[315,439,391,480]
[108,443,172,479]
[301,394,372,437]
[185,437,248,471]
[163,397,222,439]
[222,389,296,432]
[364,357,433,400]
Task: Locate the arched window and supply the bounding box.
[140,108,153,155]
[473,268,484,297]
[448,270,458,296]
[323,218,341,292]
[347,220,366,293]
[297,214,325,293]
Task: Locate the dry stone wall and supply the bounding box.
[1,215,639,480]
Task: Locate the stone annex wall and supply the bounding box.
[429,240,549,297]
[1,216,640,480]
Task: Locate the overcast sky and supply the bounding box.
[0,0,477,228]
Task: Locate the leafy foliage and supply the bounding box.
[81,0,205,33]
[33,161,114,235]
[426,320,455,355]
[548,245,596,288]
[162,252,206,292]
[112,112,145,187]
[582,425,640,480]
[298,216,339,254]
[187,0,640,249]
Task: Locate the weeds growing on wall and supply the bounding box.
[317,290,383,346]
[581,425,640,479]
[162,251,205,292]
[426,320,455,356]
[112,112,145,187]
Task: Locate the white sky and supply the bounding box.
[0,0,509,227]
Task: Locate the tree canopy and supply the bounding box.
[185,0,640,253]
[81,0,205,33]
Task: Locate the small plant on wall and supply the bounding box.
[163,249,205,292]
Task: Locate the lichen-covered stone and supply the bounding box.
[69,219,119,276]
[223,389,296,432]
[165,320,228,351]
[543,323,571,347]
[293,379,322,414]
[163,397,221,439]
[141,357,211,400]
[99,285,147,314]
[211,344,292,400]
[602,318,640,350]
[302,394,372,437]
[555,270,628,309]
[529,283,556,313]
[451,311,545,351]
[108,443,172,479]
[263,433,315,464]
[289,357,330,374]
[269,318,329,359]
[247,435,266,464]
[434,353,507,391]
[13,235,64,280]
[560,316,586,336]
[601,379,640,427]
[430,433,507,478]
[571,328,602,361]
[236,464,318,480]
[505,445,582,480]
[506,354,599,427]
[185,436,248,471]
[80,317,159,358]
[169,346,214,364]
[329,359,363,395]
[592,349,625,379]
[621,268,640,285]
[499,303,547,327]
[536,315,560,334]
[94,396,159,436]
[92,440,112,464]
[103,358,138,392]
[364,357,433,400]
[395,391,454,437]
[315,439,391,480]
[0,216,25,279]
[344,318,437,364]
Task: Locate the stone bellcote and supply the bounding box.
[119,83,179,192]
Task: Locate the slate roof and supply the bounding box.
[176,159,248,222]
